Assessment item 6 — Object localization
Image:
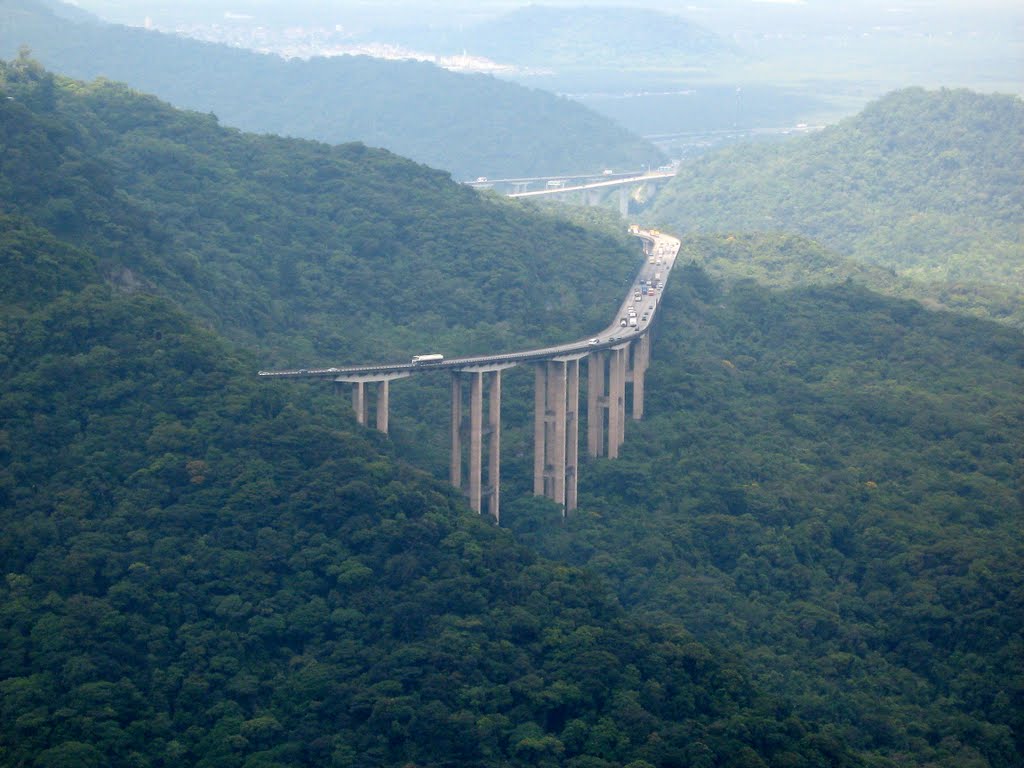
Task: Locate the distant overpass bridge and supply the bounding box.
[260,228,678,522]
[465,170,676,215]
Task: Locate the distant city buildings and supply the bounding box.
[152,21,529,75]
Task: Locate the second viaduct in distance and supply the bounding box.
[259,228,680,522]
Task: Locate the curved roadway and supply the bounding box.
[258,229,680,378]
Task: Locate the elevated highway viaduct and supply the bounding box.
[466,171,676,217]
[259,228,679,522]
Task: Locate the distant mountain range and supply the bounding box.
[0,0,664,179]
[385,5,731,69]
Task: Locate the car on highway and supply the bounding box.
[588,338,600,345]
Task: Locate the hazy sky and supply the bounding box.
[65,0,1024,29]
[62,0,1023,97]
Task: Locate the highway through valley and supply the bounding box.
[258,228,680,378]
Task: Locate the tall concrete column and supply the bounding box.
[376,380,390,433]
[450,373,462,488]
[469,371,483,514]
[587,350,606,458]
[548,360,568,506]
[631,334,650,421]
[533,364,546,496]
[566,358,580,514]
[449,365,513,520]
[615,347,627,451]
[487,370,501,523]
[608,346,627,458]
[352,381,367,426]
[336,372,408,435]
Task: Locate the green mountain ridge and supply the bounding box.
[4,274,859,767]
[510,259,1024,766]
[648,87,1024,328]
[0,54,640,367]
[0,61,861,767]
[1,59,1022,768]
[0,0,665,180]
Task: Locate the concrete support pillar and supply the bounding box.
[450,373,462,489]
[487,370,501,523]
[352,381,367,426]
[376,380,390,433]
[548,360,567,507]
[608,347,627,458]
[587,350,606,458]
[450,366,509,521]
[469,371,483,514]
[533,364,546,496]
[337,372,408,434]
[566,358,580,514]
[619,187,630,217]
[532,358,582,512]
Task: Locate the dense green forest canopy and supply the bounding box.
[0,60,861,768]
[0,54,640,370]
[0,0,665,180]
[1,263,865,768]
[509,253,1024,768]
[648,88,1024,328]
[1,56,1022,768]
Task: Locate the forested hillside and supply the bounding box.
[648,88,1024,328]
[0,245,863,767]
[0,59,864,767]
[0,0,664,179]
[508,254,1024,767]
[2,55,1021,768]
[0,52,638,369]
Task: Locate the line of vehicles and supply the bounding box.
[309,229,678,375]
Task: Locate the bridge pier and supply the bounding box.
[352,381,367,425]
[451,365,513,522]
[608,345,627,458]
[336,372,410,434]
[585,342,629,459]
[533,356,583,513]
[629,333,650,420]
[587,350,606,458]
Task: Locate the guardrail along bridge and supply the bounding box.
[259,228,679,522]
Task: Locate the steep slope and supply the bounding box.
[0,242,862,767]
[648,88,1024,327]
[0,0,664,179]
[509,256,1024,767]
[0,55,639,370]
[0,62,858,768]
